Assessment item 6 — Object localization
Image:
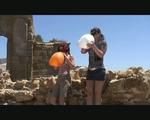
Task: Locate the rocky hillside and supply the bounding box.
[0,67,150,105]
[0,58,6,64]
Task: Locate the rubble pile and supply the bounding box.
[102,67,150,105]
[0,67,150,105]
[0,71,57,105]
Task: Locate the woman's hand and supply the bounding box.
[87,41,94,48]
[81,48,89,54]
[63,54,75,68]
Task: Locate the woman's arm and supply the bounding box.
[87,41,107,58]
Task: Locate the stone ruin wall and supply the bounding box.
[0,15,67,80]
[32,42,68,78]
[0,15,34,81]
[1,16,150,105]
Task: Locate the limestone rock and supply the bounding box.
[15,90,33,102]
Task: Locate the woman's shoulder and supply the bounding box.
[100,39,107,43]
[97,40,107,46]
[99,40,107,46]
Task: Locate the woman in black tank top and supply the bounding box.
[81,27,107,105]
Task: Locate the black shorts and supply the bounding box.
[86,68,106,81]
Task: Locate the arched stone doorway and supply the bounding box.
[0,15,34,80]
[0,36,7,71]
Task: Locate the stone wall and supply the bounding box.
[0,15,34,80]
[1,67,150,105]
[0,15,71,80]
[32,41,70,78]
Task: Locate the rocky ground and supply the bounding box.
[0,66,150,105]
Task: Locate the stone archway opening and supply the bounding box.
[0,15,72,81]
[0,15,34,80]
[0,36,7,72]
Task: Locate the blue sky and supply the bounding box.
[0,15,150,71]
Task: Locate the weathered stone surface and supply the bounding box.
[1,66,150,105]
[0,15,34,80]
[15,90,33,102]
[0,15,73,80]
[14,80,29,90]
[102,67,150,105]
[32,42,71,78]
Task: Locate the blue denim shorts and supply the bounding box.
[86,68,106,81]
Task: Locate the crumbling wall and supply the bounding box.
[0,15,34,80]
[32,41,70,78]
[0,15,72,81]
[1,67,150,105]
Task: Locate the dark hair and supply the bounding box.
[101,34,104,40]
[90,27,101,36]
[58,43,71,54]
